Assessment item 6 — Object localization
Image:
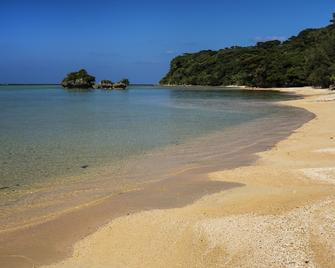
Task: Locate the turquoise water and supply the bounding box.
[0,85,298,189]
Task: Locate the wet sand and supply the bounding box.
[0,88,321,268]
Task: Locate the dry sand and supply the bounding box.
[43,87,335,268]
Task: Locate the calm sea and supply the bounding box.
[0,85,310,228]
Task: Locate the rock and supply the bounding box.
[114,82,129,89]
[81,165,89,169]
[0,186,9,190]
[119,79,130,86]
[97,80,114,89]
[113,82,127,89]
[112,79,130,89]
[61,69,95,89]
[96,79,129,89]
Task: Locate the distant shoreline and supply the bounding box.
[0,83,156,87]
[1,83,327,92]
[0,83,61,86]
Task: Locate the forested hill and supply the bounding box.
[160,24,335,88]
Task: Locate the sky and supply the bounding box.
[0,0,334,84]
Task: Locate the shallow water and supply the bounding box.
[0,85,309,229]
[0,85,298,188]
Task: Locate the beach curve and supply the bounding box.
[40,87,335,268]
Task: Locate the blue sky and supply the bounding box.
[0,0,334,84]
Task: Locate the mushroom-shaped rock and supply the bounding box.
[61,69,95,89]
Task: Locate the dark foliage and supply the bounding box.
[119,79,130,86]
[160,24,335,88]
[61,69,95,88]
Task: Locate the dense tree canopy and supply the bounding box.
[160,25,335,88]
[61,69,95,88]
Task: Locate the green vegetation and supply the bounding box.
[61,70,130,89]
[112,80,128,89]
[101,80,113,84]
[120,79,130,86]
[160,24,335,88]
[97,79,130,89]
[98,80,114,89]
[61,69,95,88]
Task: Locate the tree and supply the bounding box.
[120,79,130,86]
[160,23,335,88]
[61,69,95,88]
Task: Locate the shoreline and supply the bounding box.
[0,96,307,233]
[44,87,335,267]
[0,87,329,267]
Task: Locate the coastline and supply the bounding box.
[0,87,333,267]
[44,87,335,267]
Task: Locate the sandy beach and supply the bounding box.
[0,87,334,268]
[35,87,334,268]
